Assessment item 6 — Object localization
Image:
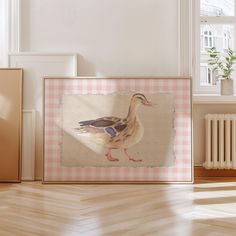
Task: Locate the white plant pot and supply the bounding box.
[221,79,234,95]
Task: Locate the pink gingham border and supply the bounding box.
[44,78,192,182]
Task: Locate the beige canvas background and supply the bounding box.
[61,93,175,167]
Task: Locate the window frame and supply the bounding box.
[193,0,236,94]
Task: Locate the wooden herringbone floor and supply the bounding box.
[0,179,236,236]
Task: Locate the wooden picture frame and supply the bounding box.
[0,68,23,182]
[43,77,192,183]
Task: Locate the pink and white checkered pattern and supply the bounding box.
[44,78,192,182]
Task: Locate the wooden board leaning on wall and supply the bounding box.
[0,68,22,182]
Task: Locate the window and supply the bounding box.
[194,0,236,93]
[223,32,228,49]
[207,67,213,84]
[223,28,232,50]
[200,64,216,86]
[200,0,234,16]
[203,30,214,49]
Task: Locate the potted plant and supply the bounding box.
[208,47,236,95]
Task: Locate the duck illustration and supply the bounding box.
[75,93,152,162]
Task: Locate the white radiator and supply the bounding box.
[22,110,36,180]
[204,114,236,169]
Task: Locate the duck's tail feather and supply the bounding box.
[79,120,94,126]
[74,127,89,133]
[75,120,94,133]
[75,126,103,134]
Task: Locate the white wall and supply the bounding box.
[18,0,184,178]
[20,0,180,76]
[18,0,236,172]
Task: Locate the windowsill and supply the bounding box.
[193,94,236,104]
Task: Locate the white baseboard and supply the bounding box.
[21,177,35,181]
[194,164,203,167]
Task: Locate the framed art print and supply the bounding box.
[43,77,192,183]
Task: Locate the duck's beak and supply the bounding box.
[144,101,153,107]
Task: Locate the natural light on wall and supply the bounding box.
[0,0,8,67]
[0,94,11,120]
[199,0,236,91]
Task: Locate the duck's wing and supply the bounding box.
[104,118,128,138]
[89,118,116,127]
[79,119,96,126]
[114,123,127,132]
[78,117,127,138]
[104,127,117,138]
[79,117,119,127]
[104,123,127,138]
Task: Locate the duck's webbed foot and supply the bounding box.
[124,149,142,162]
[106,149,119,161]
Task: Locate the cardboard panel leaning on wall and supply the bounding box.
[9,53,77,180]
[0,69,22,182]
